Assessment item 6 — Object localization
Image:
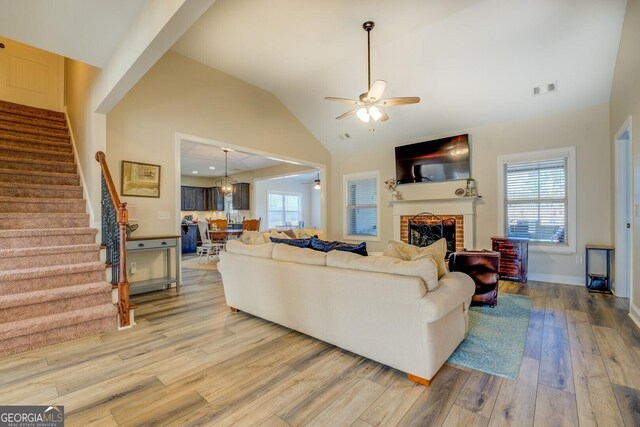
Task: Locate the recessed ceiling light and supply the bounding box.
[533,82,557,95]
[209,166,216,170]
[192,170,198,174]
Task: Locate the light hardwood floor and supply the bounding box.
[1,268,640,426]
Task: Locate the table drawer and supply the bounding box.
[126,238,177,250]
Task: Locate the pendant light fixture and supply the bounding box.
[215,149,236,194]
[313,173,321,190]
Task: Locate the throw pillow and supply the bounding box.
[239,230,267,245]
[310,237,368,256]
[270,237,313,248]
[296,228,327,240]
[383,238,448,278]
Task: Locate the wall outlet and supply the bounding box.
[130,262,137,275]
[576,256,583,264]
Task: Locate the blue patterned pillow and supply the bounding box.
[309,237,368,256]
[270,237,313,248]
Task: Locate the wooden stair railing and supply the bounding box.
[95,151,130,327]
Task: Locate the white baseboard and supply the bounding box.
[527,272,583,286]
[630,304,640,329]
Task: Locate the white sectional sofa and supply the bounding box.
[218,240,475,385]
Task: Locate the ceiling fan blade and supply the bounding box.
[367,80,387,101]
[379,109,389,122]
[325,97,363,105]
[336,107,360,120]
[379,97,421,106]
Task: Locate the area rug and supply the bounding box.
[448,293,531,379]
[182,257,219,271]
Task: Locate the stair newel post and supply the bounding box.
[95,151,131,328]
[117,203,130,327]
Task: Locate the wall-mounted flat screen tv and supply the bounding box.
[395,134,470,184]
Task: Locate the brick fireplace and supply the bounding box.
[400,215,464,252]
[391,197,479,250]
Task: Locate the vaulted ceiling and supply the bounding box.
[173,0,627,154]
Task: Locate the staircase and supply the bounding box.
[0,100,116,358]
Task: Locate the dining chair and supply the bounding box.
[208,219,229,259]
[242,218,261,232]
[196,222,215,262]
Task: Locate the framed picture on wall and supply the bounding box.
[121,160,161,198]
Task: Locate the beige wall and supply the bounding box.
[107,51,330,281]
[65,58,105,228]
[330,103,611,284]
[107,51,330,236]
[610,0,640,321]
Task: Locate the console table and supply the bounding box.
[126,235,181,295]
[491,237,528,283]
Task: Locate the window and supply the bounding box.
[344,172,379,240]
[268,192,301,229]
[498,147,576,254]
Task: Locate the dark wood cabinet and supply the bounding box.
[206,187,225,211]
[181,186,204,211]
[491,237,528,283]
[181,224,198,254]
[232,183,250,210]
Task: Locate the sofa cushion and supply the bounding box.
[272,243,327,266]
[295,228,327,240]
[383,238,448,278]
[310,237,368,256]
[239,230,267,245]
[225,240,274,258]
[270,237,313,248]
[326,251,439,291]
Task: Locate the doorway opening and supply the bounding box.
[615,117,633,298]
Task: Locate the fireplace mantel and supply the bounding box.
[391,197,480,249]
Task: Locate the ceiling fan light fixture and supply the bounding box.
[356,107,370,122]
[369,106,382,121]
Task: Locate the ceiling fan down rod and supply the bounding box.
[363,21,375,92]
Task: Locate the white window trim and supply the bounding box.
[497,147,576,254]
[267,191,303,229]
[343,170,380,242]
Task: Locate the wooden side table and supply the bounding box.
[585,243,614,294]
[491,237,528,283]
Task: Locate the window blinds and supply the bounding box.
[346,177,377,236]
[505,158,567,243]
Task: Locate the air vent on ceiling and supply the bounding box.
[533,82,557,95]
[338,133,351,140]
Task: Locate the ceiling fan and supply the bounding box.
[325,21,420,123]
[300,173,321,190]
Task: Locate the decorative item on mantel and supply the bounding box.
[385,178,402,200]
[455,178,479,198]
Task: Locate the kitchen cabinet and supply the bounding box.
[232,183,250,210]
[206,187,225,211]
[181,186,207,211]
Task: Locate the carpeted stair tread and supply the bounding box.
[0,111,68,131]
[0,136,72,153]
[0,196,86,213]
[0,157,77,175]
[0,317,115,358]
[0,143,74,163]
[0,119,69,138]
[0,212,89,230]
[0,128,70,145]
[0,181,82,199]
[0,261,105,283]
[0,243,100,260]
[0,304,116,341]
[0,227,97,239]
[0,100,65,122]
[0,282,111,309]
